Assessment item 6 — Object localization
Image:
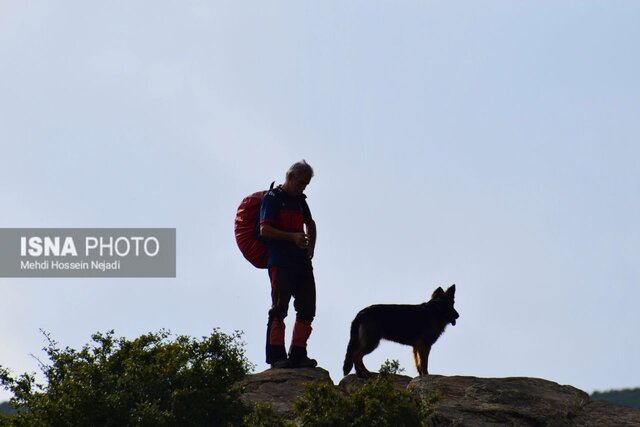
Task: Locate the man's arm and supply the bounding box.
[305,219,316,259]
[260,223,309,249]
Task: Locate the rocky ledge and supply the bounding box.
[237,367,333,416]
[238,368,640,426]
[408,375,640,426]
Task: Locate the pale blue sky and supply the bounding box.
[1,1,639,401]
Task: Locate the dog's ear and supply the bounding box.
[432,287,445,299]
[445,284,456,298]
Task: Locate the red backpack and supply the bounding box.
[234,182,274,268]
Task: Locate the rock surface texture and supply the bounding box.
[239,368,640,426]
[409,375,640,426]
[237,367,333,416]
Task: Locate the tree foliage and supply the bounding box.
[293,370,438,427]
[378,359,405,375]
[591,388,640,409]
[0,329,253,426]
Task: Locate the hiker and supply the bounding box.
[260,160,317,368]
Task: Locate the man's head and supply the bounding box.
[283,160,313,197]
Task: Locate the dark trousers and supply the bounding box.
[265,265,316,363]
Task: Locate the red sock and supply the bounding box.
[269,319,285,346]
[291,319,312,348]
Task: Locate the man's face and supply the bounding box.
[285,173,311,196]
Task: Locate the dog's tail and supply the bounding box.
[343,316,360,376]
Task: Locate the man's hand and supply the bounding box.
[291,232,311,249]
[261,224,315,258]
[290,232,314,258]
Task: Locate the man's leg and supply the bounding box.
[289,267,317,367]
[266,267,292,365]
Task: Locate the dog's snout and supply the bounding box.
[451,310,459,325]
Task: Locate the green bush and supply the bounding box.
[242,403,293,427]
[293,371,438,427]
[379,359,405,375]
[0,329,254,426]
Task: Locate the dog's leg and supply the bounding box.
[354,349,370,378]
[412,341,431,376]
[418,344,431,376]
[354,330,380,378]
[413,346,422,375]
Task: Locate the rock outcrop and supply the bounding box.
[237,367,333,416]
[238,368,640,426]
[408,375,640,426]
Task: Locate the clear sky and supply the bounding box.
[1,1,639,402]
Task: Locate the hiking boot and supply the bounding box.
[290,356,317,368]
[270,358,293,369]
[288,346,317,368]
